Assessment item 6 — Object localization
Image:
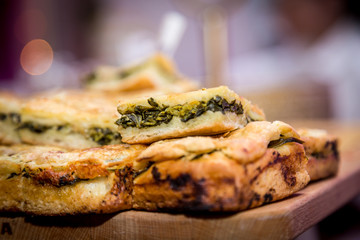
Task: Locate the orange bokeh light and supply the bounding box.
[20,39,53,75]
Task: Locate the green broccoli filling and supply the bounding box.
[0,113,6,121]
[0,112,21,124]
[116,95,244,129]
[84,72,97,84]
[18,122,51,133]
[17,121,120,145]
[88,127,121,145]
[268,137,304,149]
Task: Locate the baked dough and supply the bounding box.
[116,86,265,144]
[84,53,198,93]
[0,92,22,145]
[132,121,310,211]
[0,144,146,215]
[0,121,313,214]
[17,90,122,149]
[298,128,339,181]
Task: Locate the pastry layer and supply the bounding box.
[0,144,146,215]
[116,86,265,144]
[0,92,22,145]
[15,90,122,148]
[298,128,339,181]
[132,121,309,211]
[84,54,198,93]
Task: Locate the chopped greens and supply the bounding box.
[88,127,121,145]
[116,96,243,129]
[268,137,304,149]
[18,122,51,134]
[0,112,21,124]
[84,72,97,84]
[9,113,21,124]
[0,113,7,121]
[17,120,120,145]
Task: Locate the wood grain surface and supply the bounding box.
[1,121,359,240]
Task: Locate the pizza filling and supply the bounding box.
[268,137,304,148]
[88,127,121,145]
[0,112,21,125]
[17,121,121,145]
[8,167,109,187]
[308,140,338,159]
[116,96,244,129]
[85,60,178,85]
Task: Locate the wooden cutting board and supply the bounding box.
[1,121,360,240]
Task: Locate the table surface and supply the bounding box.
[1,120,360,240]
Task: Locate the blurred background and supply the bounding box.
[1,0,360,121]
[1,0,360,239]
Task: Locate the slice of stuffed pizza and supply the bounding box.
[0,144,146,215]
[16,90,122,149]
[298,128,339,181]
[84,53,198,93]
[0,92,22,145]
[132,121,310,211]
[116,86,265,144]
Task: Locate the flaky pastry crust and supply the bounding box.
[298,128,339,181]
[0,144,146,215]
[132,121,309,211]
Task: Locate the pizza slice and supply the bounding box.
[16,90,122,149]
[0,144,145,215]
[132,121,310,211]
[116,86,265,144]
[298,128,339,181]
[84,53,198,93]
[0,92,22,145]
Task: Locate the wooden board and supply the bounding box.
[1,121,360,240]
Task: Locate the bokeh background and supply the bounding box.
[1,1,360,239]
[2,0,360,121]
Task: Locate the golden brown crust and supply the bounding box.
[133,143,309,212]
[20,168,133,215]
[298,128,339,181]
[306,155,339,181]
[137,121,299,165]
[132,121,309,211]
[0,144,146,215]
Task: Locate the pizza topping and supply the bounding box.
[17,121,120,145]
[268,137,304,149]
[88,127,121,145]
[18,122,51,133]
[134,161,154,178]
[20,164,111,187]
[116,96,244,129]
[0,113,7,121]
[9,113,21,124]
[0,112,21,124]
[84,71,97,84]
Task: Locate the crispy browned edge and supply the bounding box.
[132,143,309,212]
[305,139,339,181]
[0,144,142,216]
[2,166,135,216]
